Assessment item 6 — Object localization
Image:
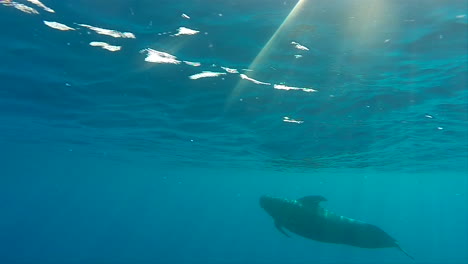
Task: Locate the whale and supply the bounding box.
[260,195,414,259]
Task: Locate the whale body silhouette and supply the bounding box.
[260,195,414,260]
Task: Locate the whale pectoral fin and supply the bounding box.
[275,221,290,238]
[396,243,415,260]
[298,195,327,208]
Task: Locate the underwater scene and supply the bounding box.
[1,0,467,263]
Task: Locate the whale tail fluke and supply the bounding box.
[396,244,414,260]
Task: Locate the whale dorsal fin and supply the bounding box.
[298,195,327,207]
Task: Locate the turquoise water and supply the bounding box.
[0,0,467,263]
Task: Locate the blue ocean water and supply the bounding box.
[0,0,467,263]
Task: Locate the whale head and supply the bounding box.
[260,194,327,221]
[260,195,301,219]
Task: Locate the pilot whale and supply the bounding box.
[260,195,414,259]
